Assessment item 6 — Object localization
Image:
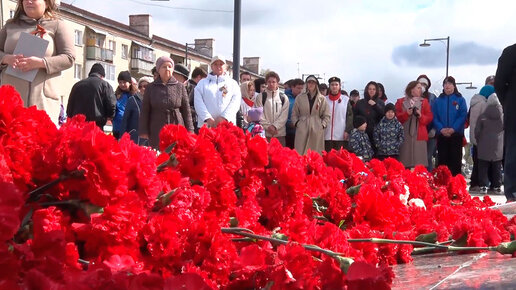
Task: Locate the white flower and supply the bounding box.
[399,185,410,205]
[408,198,426,209]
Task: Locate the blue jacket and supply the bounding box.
[113,91,130,133]
[431,93,467,135]
[350,128,374,161]
[285,89,296,135]
[373,116,404,156]
[121,95,145,145]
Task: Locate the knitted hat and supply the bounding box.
[305,75,319,84]
[353,115,367,129]
[479,85,495,98]
[156,56,174,72]
[384,103,395,114]
[174,63,190,79]
[247,107,263,122]
[417,74,431,88]
[89,63,105,77]
[138,76,153,87]
[117,71,131,82]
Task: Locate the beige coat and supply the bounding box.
[291,91,330,155]
[254,89,289,137]
[0,15,75,125]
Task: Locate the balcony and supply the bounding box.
[86,46,114,62]
[130,58,154,76]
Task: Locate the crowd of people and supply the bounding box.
[62,52,509,201]
[1,1,515,203]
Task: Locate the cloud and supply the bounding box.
[141,0,275,28]
[392,41,501,67]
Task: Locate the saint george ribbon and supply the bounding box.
[30,24,46,38]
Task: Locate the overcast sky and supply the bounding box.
[62,0,516,105]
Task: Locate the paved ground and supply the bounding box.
[392,201,516,289]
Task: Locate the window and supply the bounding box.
[74,64,82,79]
[109,40,116,55]
[74,30,83,46]
[105,64,116,81]
[121,44,128,59]
[132,46,155,62]
[95,36,104,48]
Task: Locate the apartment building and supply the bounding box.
[0,1,261,107]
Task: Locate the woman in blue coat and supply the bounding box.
[121,76,153,145]
[431,76,467,175]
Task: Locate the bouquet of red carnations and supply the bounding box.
[0,85,514,289]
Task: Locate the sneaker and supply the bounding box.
[469,186,480,193]
[479,186,488,194]
[490,187,503,195]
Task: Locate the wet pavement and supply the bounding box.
[392,201,516,289]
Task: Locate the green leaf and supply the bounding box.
[156,154,178,172]
[271,232,289,242]
[153,189,177,210]
[82,203,104,216]
[495,240,516,255]
[334,256,354,273]
[163,142,177,154]
[338,219,346,229]
[415,232,437,244]
[346,184,362,196]
[452,234,468,247]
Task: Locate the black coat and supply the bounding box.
[66,73,116,128]
[353,96,385,141]
[495,43,516,126]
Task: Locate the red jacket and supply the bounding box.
[395,97,433,141]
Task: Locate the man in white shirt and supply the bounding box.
[325,76,353,151]
[194,55,241,128]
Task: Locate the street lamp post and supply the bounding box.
[419,36,450,77]
[232,0,241,82]
[456,82,477,90]
[184,43,196,68]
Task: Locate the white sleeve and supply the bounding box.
[194,81,212,126]
[221,80,242,121]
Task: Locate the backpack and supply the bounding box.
[262,91,286,107]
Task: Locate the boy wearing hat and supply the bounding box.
[350,115,374,161]
[325,76,354,151]
[194,55,241,128]
[373,103,404,160]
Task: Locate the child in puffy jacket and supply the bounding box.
[350,115,374,161]
[373,103,404,160]
[247,107,265,138]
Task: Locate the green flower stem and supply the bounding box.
[348,238,450,249]
[222,228,345,258]
[39,200,81,207]
[349,238,515,255]
[27,169,84,201]
[412,240,454,255]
